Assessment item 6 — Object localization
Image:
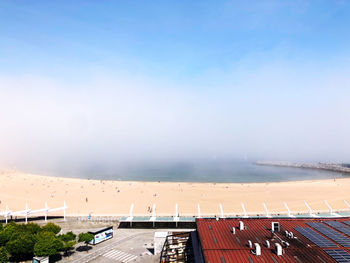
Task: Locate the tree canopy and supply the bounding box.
[59,231,76,242]
[34,232,63,257]
[41,223,61,235]
[0,221,78,261]
[0,222,18,246]
[78,232,94,244]
[0,247,8,263]
[59,231,77,256]
[62,240,76,256]
[5,232,36,261]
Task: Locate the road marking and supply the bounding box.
[70,232,144,263]
[103,249,137,262]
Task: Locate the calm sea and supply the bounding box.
[47,160,347,183]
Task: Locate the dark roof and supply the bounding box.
[88,226,113,235]
[196,217,350,263]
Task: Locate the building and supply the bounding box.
[32,257,49,263]
[194,217,350,263]
[88,226,114,245]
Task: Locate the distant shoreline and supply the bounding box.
[255,161,350,174]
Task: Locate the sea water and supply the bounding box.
[47,159,346,183]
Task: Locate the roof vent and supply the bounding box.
[253,243,261,256]
[248,240,252,248]
[289,232,294,239]
[275,243,282,256]
[272,222,280,232]
[265,240,270,248]
[229,226,235,234]
[239,221,244,231]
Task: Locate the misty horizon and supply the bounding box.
[1,1,350,175]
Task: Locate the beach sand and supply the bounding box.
[0,169,349,217]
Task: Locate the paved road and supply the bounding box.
[99,249,138,262]
[70,231,146,263]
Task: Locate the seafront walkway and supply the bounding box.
[2,199,350,225]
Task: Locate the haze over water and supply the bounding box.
[24,160,345,183]
[1,1,350,178]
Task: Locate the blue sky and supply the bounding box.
[1,0,350,81]
[1,0,350,171]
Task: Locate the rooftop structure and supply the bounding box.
[160,232,195,262]
[196,217,350,263]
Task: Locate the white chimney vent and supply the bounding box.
[254,243,261,256]
[248,240,252,248]
[239,221,244,230]
[275,243,282,256]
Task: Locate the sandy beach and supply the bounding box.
[0,169,349,217]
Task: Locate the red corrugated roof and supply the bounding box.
[197,217,350,263]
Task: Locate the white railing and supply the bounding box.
[0,201,67,224]
[119,200,350,218]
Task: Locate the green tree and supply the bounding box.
[0,222,18,246]
[59,231,76,242]
[34,232,63,257]
[5,233,36,261]
[25,223,41,235]
[0,247,9,263]
[59,231,77,256]
[62,240,76,256]
[0,231,11,247]
[41,223,61,234]
[78,232,94,250]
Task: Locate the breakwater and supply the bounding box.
[255,161,350,174]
